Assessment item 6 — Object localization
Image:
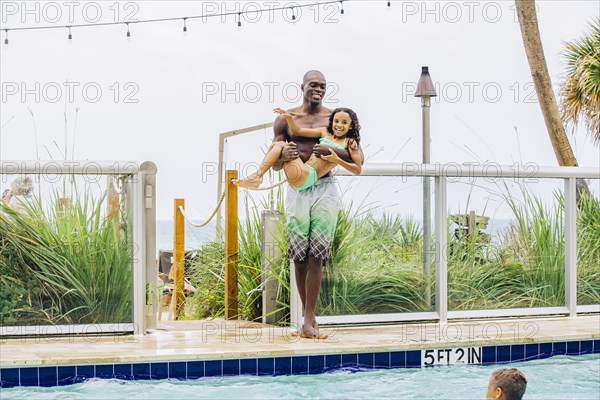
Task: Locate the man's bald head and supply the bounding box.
[303,70,326,84]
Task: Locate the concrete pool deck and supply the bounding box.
[1,315,599,368]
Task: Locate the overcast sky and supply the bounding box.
[1,0,599,220]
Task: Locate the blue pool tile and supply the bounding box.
[525,344,539,360]
[553,342,566,356]
[482,347,496,365]
[406,351,421,368]
[1,368,19,388]
[168,362,186,380]
[291,356,308,375]
[186,361,204,379]
[497,345,511,363]
[511,344,525,362]
[390,351,406,368]
[539,342,553,359]
[274,357,292,376]
[308,355,325,374]
[204,360,222,377]
[580,340,593,355]
[95,364,113,379]
[358,353,375,368]
[257,358,274,376]
[594,340,600,354]
[38,366,57,387]
[325,354,342,371]
[240,359,257,375]
[358,353,374,369]
[341,353,358,367]
[75,365,95,382]
[151,362,169,380]
[374,352,390,368]
[57,366,75,386]
[132,363,150,380]
[20,367,38,386]
[567,341,580,355]
[222,359,239,376]
[114,364,133,380]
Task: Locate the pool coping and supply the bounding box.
[1,315,599,388]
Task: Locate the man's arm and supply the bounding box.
[321,141,362,175]
[272,115,298,171]
[313,143,365,165]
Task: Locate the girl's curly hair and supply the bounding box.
[326,107,361,144]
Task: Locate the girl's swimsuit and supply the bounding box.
[294,137,348,191]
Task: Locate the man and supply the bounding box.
[486,368,528,400]
[272,70,362,339]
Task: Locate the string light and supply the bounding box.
[2,0,344,43]
[387,1,391,6]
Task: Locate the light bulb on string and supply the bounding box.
[387,1,391,12]
[126,22,131,41]
[3,29,8,46]
[290,6,297,22]
[339,1,345,15]
[67,26,72,41]
[237,12,242,31]
[183,18,188,35]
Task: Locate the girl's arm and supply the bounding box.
[321,140,362,175]
[274,108,326,138]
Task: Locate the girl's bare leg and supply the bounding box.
[284,158,311,188]
[234,142,285,189]
[306,155,336,179]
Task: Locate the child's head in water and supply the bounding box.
[326,107,361,144]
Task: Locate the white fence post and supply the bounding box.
[564,177,577,317]
[435,176,448,323]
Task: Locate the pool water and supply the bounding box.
[2,355,598,399]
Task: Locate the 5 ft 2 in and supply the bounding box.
[422,347,482,366]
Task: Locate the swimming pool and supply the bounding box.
[1,354,598,399]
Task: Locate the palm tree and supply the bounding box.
[515,0,578,166]
[560,20,600,145]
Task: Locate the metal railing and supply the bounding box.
[214,121,599,325]
[0,161,157,336]
[314,163,599,325]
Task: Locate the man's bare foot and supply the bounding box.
[299,327,328,340]
[232,173,262,189]
[291,321,319,337]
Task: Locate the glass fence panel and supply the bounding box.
[0,173,133,327]
[316,175,436,315]
[446,176,565,310]
[577,178,600,306]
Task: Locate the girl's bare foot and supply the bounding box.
[233,173,262,189]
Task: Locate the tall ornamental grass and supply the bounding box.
[0,189,132,325]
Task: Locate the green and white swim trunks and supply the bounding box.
[286,177,341,261]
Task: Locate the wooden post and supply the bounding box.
[173,199,185,319]
[468,210,476,240]
[225,170,238,320]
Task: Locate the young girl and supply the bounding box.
[233,107,362,190]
